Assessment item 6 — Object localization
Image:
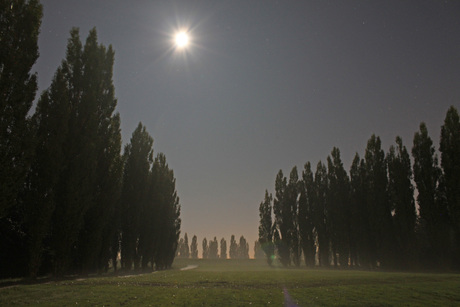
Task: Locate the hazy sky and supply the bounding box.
[35,0,460,257]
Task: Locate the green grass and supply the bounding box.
[1,259,460,306]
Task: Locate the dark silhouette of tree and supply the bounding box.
[120,123,153,270]
[299,162,316,267]
[349,153,370,267]
[273,170,291,266]
[440,106,460,268]
[313,161,329,267]
[258,190,274,265]
[413,122,450,268]
[387,136,416,269]
[23,67,70,278]
[238,236,249,259]
[151,153,181,270]
[365,135,395,268]
[202,238,208,259]
[208,237,219,259]
[287,167,301,266]
[220,238,227,259]
[183,233,190,258]
[190,235,198,259]
[0,0,42,218]
[327,148,351,267]
[254,240,265,259]
[229,235,238,259]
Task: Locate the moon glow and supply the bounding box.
[174,31,189,48]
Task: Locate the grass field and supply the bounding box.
[1,259,460,306]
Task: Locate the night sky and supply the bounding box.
[34,1,460,257]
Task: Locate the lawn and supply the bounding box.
[1,259,459,306]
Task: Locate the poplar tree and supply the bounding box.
[327,148,350,267]
[120,123,153,270]
[273,170,290,266]
[229,235,238,259]
[364,135,395,268]
[0,0,42,218]
[24,68,70,278]
[202,238,208,259]
[287,167,301,266]
[191,235,198,259]
[440,106,460,267]
[387,136,416,268]
[349,154,369,267]
[220,238,227,259]
[313,161,329,267]
[151,153,181,270]
[208,237,218,259]
[258,190,274,265]
[299,162,316,267]
[238,235,249,259]
[413,123,449,268]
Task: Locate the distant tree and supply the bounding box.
[177,238,184,258]
[413,122,450,268]
[254,241,265,259]
[327,148,350,267]
[229,235,238,259]
[178,233,189,258]
[208,237,219,259]
[299,162,316,267]
[440,106,460,267]
[238,236,249,259]
[273,170,290,266]
[220,238,227,259]
[190,235,198,259]
[258,190,274,265]
[202,238,208,259]
[387,136,416,269]
[0,0,42,218]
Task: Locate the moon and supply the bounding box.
[174,31,189,48]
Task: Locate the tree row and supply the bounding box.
[259,106,460,270]
[0,2,180,278]
[176,234,250,259]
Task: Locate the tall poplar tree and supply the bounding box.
[151,153,181,270]
[120,123,153,270]
[364,135,394,268]
[313,161,329,267]
[191,235,198,259]
[413,122,449,268]
[387,136,416,268]
[202,238,208,259]
[440,106,460,267]
[220,238,227,259]
[327,148,350,267]
[349,154,368,267]
[0,0,42,218]
[299,162,316,267]
[258,190,274,265]
[24,68,70,278]
[273,170,290,266]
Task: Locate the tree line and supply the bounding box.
[0,1,180,278]
[259,106,460,270]
[176,234,250,259]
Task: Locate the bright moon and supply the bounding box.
[174,31,189,48]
